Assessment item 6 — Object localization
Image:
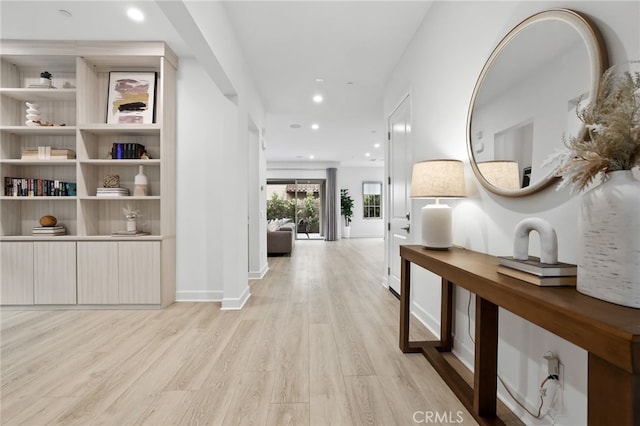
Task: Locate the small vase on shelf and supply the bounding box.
[126,217,137,233]
[133,165,148,196]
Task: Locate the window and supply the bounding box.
[363,182,382,219]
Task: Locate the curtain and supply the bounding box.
[325,168,338,241]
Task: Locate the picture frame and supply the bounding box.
[106,71,156,124]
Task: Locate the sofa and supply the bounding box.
[267,222,295,255]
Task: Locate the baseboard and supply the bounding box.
[411,300,441,339]
[221,285,251,310]
[380,275,389,289]
[175,290,223,302]
[248,262,269,280]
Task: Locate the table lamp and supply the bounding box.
[477,160,520,190]
[411,159,466,249]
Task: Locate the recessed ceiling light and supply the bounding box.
[374,143,381,149]
[313,94,323,103]
[309,155,315,160]
[311,123,319,130]
[127,8,145,22]
[58,9,72,17]
[289,124,301,129]
[315,78,324,83]
[365,152,371,157]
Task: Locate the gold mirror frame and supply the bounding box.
[466,9,608,197]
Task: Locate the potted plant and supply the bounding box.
[340,188,354,238]
[40,71,52,87]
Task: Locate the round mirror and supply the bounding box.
[467,9,608,197]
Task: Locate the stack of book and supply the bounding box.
[27,83,54,89]
[112,230,151,236]
[20,147,75,160]
[97,187,129,197]
[51,148,76,159]
[111,143,146,159]
[32,225,66,236]
[497,256,577,286]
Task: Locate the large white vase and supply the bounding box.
[577,170,640,308]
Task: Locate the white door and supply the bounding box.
[386,95,412,297]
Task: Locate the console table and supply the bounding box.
[399,245,640,426]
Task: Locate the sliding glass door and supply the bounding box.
[266,179,325,240]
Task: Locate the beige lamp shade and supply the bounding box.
[410,159,467,198]
[478,161,520,190]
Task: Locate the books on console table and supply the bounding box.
[498,256,577,277]
[497,265,576,287]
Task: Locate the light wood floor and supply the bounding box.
[2,238,511,425]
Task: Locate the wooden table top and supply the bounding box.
[400,245,640,373]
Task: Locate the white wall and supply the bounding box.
[383,2,639,425]
[339,166,385,238]
[173,2,267,307]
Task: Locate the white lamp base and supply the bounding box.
[421,203,452,249]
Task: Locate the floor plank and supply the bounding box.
[1,238,521,425]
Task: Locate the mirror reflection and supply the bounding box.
[467,9,607,196]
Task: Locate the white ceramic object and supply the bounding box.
[421,203,452,249]
[126,217,137,232]
[25,102,41,126]
[578,170,640,308]
[513,218,558,264]
[133,164,149,196]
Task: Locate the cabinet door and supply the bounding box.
[77,241,118,304]
[34,242,76,305]
[1,242,34,305]
[118,241,160,304]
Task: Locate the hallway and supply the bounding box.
[3,239,488,425]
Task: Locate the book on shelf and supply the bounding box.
[4,177,76,197]
[50,148,76,159]
[112,230,151,236]
[20,147,75,160]
[497,265,576,287]
[111,143,146,160]
[32,225,66,235]
[96,187,130,196]
[497,256,577,277]
[26,83,55,89]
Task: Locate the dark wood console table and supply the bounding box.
[399,245,640,426]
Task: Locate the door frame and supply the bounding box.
[384,90,413,295]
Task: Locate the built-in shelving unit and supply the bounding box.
[0,40,177,308]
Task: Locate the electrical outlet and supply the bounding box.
[544,352,560,377]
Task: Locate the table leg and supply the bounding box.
[588,352,639,425]
[400,257,411,352]
[439,278,453,352]
[474,296,498,417]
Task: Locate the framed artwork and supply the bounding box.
[106,72,156,124]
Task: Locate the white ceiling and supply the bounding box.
[1,1,433,167]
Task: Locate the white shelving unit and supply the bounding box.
[0,40,177,308]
